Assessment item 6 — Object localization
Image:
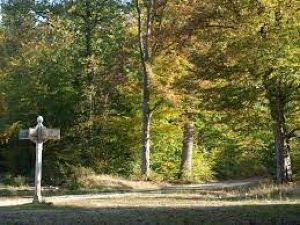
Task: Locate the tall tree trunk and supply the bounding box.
[83,0,95,120]
[179,117,194,179]
[264,68,293,183]
[141,108,151,177]
[268,4,293,183]
[271,93,292,183]
[273,115,286,183]
[84,1,92,59]
[137,0,153,178]
[140,44,151,177]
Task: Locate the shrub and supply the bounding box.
[0,174,28,187]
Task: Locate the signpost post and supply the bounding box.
[19,116,60,203]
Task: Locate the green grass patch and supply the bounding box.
[20,202,54,209]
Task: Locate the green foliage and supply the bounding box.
[0,174,28,187]
[190,150,214,181]
[151,113,182,180]
[292,145,300,181]
[0,0,298,184]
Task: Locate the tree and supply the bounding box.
[165,0,239,179]
[183,0,299,182]
[259,1,299,182]
[178,112,194,178]
[135,0,162,177]
[0,0,138,182]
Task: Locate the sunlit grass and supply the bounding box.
[0,180,299,225]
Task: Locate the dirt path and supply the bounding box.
[164,178,260,190]
[0,178,260,207]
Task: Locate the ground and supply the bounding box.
[0,179,299,225]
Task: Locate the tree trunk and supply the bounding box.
[179,120,194,179]
[84,0,92,60]
[141,109,151,177]
[273,118,286,183]
[137,0,153,178]
[264,69,293,183]
[271,95,292,183]
[84,0,95,119]
[284,137,293,182]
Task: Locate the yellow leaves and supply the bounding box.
[8,58,21,67]
[150,53,193,106]
[153,52,192,80]
[196,80,215,90]
[239,138,265,149]
[22,42,48,61]
[155,106,182,121]
[151,81,180,106]
[0,122,20,144]
[225,56,238,67]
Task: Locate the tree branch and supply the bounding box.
[136,0,146,67]
[150,98,164,113]
[144,0,153,60]
[286,128,300,140]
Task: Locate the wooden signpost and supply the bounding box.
[19,116,60,203]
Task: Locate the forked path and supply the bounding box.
[0,178,260,207]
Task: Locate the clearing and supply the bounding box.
[0,178,299,225]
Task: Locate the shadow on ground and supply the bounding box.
[0,204,299,225]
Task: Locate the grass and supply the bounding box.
[0,174,171,197]
[0,176,299,200]
[1,202,300,225]
[76,174,170,190]
[0,177,300,224]
[21,202,53,209]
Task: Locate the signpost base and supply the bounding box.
[33,195,43,204]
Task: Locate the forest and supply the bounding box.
[0,0,299,187]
